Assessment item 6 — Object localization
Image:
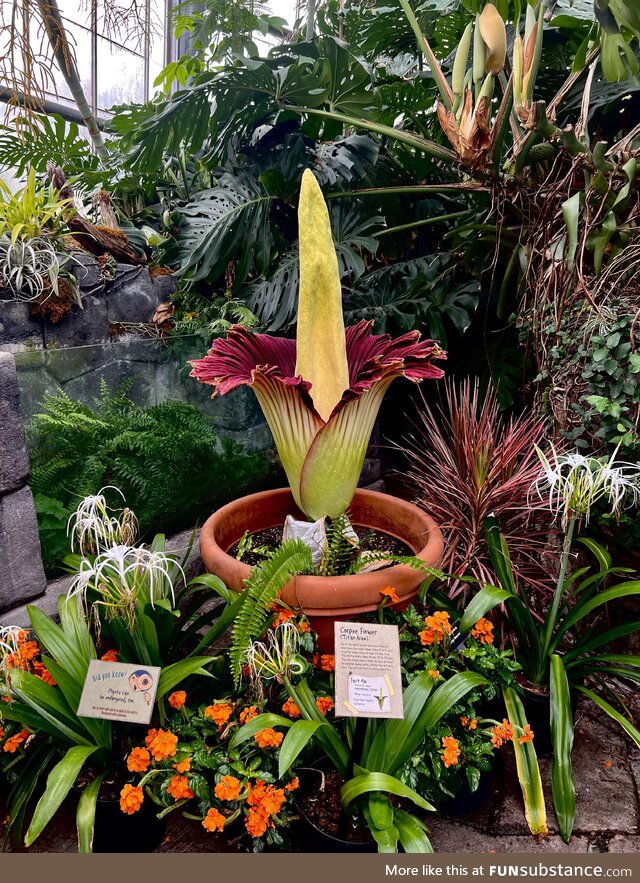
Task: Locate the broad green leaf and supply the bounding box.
[460,585,512,632]
[562,192,582,273]
[341,772,435,813]
[25,746,98,846]
[77,773,105,853]
[278,720,323,779]
[156,656,218,698]
[10,669,94,746]
[577,687,640,748]
[28,605,88,685]
[394,808,434,854]
[363,804,399,853]
[229,713,293,752]
[552,581,640,647]
[550,656,575,843]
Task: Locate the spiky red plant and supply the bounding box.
[403,379,554,595]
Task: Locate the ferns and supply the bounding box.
[229,540,314,687]
[29,384,270,571]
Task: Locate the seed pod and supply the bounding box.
[478,3,507,75]
[453,22,473,97]
[473,15,486,85]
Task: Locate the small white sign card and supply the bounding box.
[77,660,161,725]
[334,622,404,719]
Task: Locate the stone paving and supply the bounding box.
[6,697,638,854]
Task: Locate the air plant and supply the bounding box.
[403,379,553,595]
[190,169,445,521]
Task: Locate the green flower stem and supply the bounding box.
[156,797,191,819]
[540,517,577,679]
[374,210,470,239]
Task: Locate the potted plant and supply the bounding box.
[190,170,446,645]
[467,446,640,843]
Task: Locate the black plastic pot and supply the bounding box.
[521,685,580,758]
[91,796,166,853]
[295,768,376,853]
[438,769,494,817]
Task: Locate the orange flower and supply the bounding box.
[254,728,283,749]
[174,757,191,773]
[282,696,301,719]
[168,691,186,710]
[127,747,151,773]
[204,702,233,728]
[427,669,440,680]
[19,641,40,663]
[148,729,178,761]
[100,649,118,662]
[202,807,226,833]
[239,706,258,725]
[380,586,400,604]
[245,807,269,838]
[247,781,285,816]
[441,735,461,768]
[120,784,143,815]
[318,654,335,672]
[0,727,4,740]
[285,777,299,792]
[490,719,515,748]
[32,661,56,686]
[298,621,310,633]
[471,617,494,645]
[214,775,242,801]
[3,729,29,753]
[145,727,158,747]
[419,611,452,646]
[460,716,478,731]
[315,696,335,716]
[167,774,194,801]
[272,608,294,628]
[518,724,534,745]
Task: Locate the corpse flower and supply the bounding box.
[190,170,445,521]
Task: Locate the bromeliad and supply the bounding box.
[190,169,445,521]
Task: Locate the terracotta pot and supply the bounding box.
[199,487,444,650]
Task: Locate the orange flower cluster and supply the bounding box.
[215,775,242,801]
[245,780,286,838]
[239,706,258,725]
[254,728,283,749]
[490,719,515,748]
[127,747,151,773]
[272,607,294,628]
[282,696,301,719]
[427,669,440,680]
[146,728,178,761]
[460,716,478,731]
[4,632,56,686]
[441,735,461,768]
[471,618,494,645]
[174,757,191,773]
[100,649,118,662]
[3,729,29,753]
[379,586,400,604]
[202,807,226,833]
[204,702,233,728]
[313,654,335,672]
[518,724,534,745]
[120,784,144,814]
[315,696,334,716]
[168,691,186,710]
[285,777,299,792]
[419,611,452,647]
[167,774,194,801]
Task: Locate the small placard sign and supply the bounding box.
[77,660,161,725]
[334,622,404,719]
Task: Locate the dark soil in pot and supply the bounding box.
[520,683,581,758]
[296,768,376,853]
[438,769,494,817]
[229,525,414,568]
[91,794,166,853]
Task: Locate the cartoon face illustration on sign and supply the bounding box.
[129,669,155,705]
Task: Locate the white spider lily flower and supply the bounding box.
[245,623,306,684]
[67,487,128,555]
[533,444,640,528]
[0,626,24,656]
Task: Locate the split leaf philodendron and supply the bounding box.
[190,169,445,520]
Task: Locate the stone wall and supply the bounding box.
[0,352,47,614]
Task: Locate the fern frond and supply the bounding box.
[230,540,314,687]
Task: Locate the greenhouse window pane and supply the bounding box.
[97,37,145,111]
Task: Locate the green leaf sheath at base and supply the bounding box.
[76,773,105,854]
[503,687,548,837]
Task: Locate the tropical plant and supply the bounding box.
[190,170,445,522]
[28,381,270,571]
[465,446,640,841]
[0,598,215,851]
[403,380,553,594]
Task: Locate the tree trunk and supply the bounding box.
[35,0,109,163]
[306,0,315,41]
